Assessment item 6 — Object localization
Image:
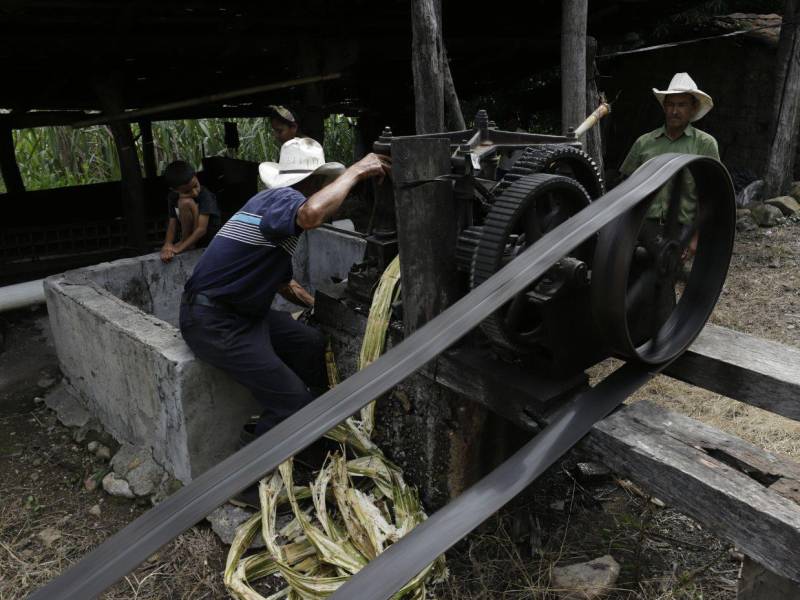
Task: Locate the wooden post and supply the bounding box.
[561,0,588,135]
[443,46,466,131]
[0,123,25,194]
[139,120,158,180]
[392,137,459,334]
[584,36,605,175]
[764,0,800,197]
[95,84,148,252]
[411,0,445,134]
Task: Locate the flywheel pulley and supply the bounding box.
[590,161,736,364]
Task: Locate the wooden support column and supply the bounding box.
[95,84,148,252]
[561,0,588,134]
[139,120,158,180]
[0,123,25,194]
[392,137,458,334]
[584,36,605,174]
[411,0,445,134]
[442,47,465,131]
[764,0,800,197]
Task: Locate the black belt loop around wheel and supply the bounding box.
[29,153,734,600]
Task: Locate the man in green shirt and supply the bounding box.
[620,73,719,242]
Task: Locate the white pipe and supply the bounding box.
[0,279,46,313]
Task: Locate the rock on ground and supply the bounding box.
[44,384,92,428]
[737,179,764,207]
[737,209,758,232]
[766,196,800,216]
[110,443,166,497]
[750,203,784,227]
[37,527,62,548]
[551,554,621,600]
[102,472,135,499]
[206,504,265,548]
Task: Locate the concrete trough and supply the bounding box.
[44,226,366,483]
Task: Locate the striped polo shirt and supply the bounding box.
[184,187,306,316]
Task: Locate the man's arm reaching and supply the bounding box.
[296,153,391,230]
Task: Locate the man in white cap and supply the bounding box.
[620,72,719,241]
[179,138,390,441]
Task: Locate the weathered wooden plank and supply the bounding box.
[584,400,800,583]
[666,323,800,422]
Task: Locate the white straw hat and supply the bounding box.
[652,72,714,122]
[258,137,345,189]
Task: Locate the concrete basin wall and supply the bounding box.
[44,251,258,483]
[44,227,366,483]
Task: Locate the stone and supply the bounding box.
[110,444,166,497]
[88,504,102,517]
[37,527,62,547]
[37,376,55,389]
[102,472,135,499]
[87,441,99,453]
[765,195,800,216]
[84,476,99,492]
[95,444,112,460]
[737,179,764,208]
[789,181,800,203]
[551,555,621,600]
[44,384,92,428]
[737,212,758,232]
[150,476,184,506]
[750,203,784,227]
[206,504,265,548]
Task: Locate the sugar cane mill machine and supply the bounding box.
[345,108,734,380]
[32,109,736,600]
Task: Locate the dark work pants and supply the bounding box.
[179,304,327,434]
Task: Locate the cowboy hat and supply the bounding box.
[268,105,297,124]
[652,72,714,122]
[258,137,345,189]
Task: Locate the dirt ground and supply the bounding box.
[1,219,798,600]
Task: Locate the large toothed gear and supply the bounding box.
[471,173,592,352]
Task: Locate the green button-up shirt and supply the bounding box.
[620,124,720,224]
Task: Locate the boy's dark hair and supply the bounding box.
[163,160,196,189]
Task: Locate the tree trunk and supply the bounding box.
[411,0,445,134]
[0,123,25,194]
[95,84,148,252]
[561,0,588,135]
[764,1,800,198]
[443,47,465,130]
[584,36,605,175]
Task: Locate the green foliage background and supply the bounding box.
[1,115,356,193]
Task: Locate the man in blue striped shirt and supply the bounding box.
[180,138,390,441]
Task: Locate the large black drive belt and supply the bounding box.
[30,153,723,599]
[331,361,662,599]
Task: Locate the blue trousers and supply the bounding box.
[179,304,327,434]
